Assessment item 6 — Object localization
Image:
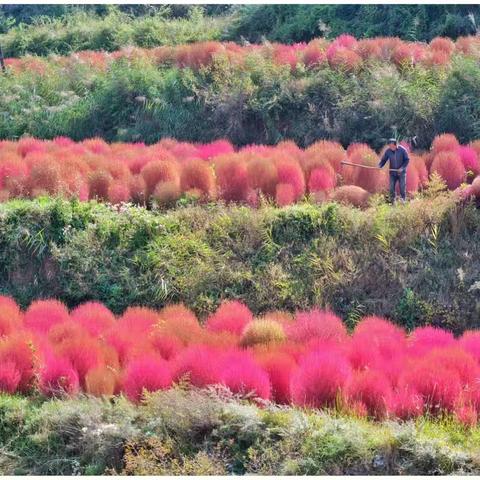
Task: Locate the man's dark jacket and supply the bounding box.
[378,145,410,171]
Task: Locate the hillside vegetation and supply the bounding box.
[228,5,480,44]
[0,194,479,333]
[2,36,480,147]
[0,8,227,57]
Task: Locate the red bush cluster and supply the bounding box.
[1,134,478,208]
[0,295,480,426]
[6,35,480,74]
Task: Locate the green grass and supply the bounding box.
[0,192,479,332]
[2,390,480,475]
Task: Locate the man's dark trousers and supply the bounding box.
[389,170,406,203]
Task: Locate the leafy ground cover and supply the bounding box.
[1,389,480,475]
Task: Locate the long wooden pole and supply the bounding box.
[340,161,402,173]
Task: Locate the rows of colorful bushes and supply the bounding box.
[5,34,480,74]
[2,295,480,425]
[0,134,479,208]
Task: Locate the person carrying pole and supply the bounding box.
[378,138,409,204]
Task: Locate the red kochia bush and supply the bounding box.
[158,304,202,345]
[205,300,253,336]
[24,299,70,335]
[55,336,104,387]
[117,307,159,335]
[275,183,296,207]
[88,170,112,201]
[275,158,305,201]
[290,350,351,408]
[197,140,234,160]
[346,370,393,419]
[141,160,179,198]
[408,326,455,356]
[70,301,116,337]
[349,146,387,193]
[392,388,424,419]
[220,350,271,400]
[214,156,249,202]
[122,355,172,403]
[432,133,460,154]
[247,157,278,197]
[399,358,462,413]
[308,167,336,195]
[0,296,23,337]
[431,151,465,189]
[0,361,21,394]
[148,331,183,360]
[172,345,223,387]
[39,356,80,397]
[459,331,480,362]
[85,365,118,397]
[331,185,370,208]
[349,317,406,381]
[107,179,131,204]
[180,160,216,199]
[457,146,480,177]
[423,346,479,386]
[288,309,347,345]
[255,350,296,404]
[302,39,326,68]
[0,334,35,392]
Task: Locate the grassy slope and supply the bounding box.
[1,389,480,475]
[0,191,479,333]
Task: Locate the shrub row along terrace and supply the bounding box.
[0,135,479,208]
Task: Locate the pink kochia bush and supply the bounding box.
[0,133,478,209]
[3,295,480,426]
[5,35,480,75]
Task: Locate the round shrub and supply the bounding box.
[70,301,116,337]
[240,319,286,348]
[0,361,21,394]
[331,185,370,208]
[39,356,80,398]
[288,309,347,345]
[205,300,253,336]
[220,350,271,400]
[85,365,118,397]
[172,344,223,387]
[256,350,296,404]
[290,350,351,408]
[431,151,465,189]
[24,299,70,335]
[346,370,393,419]
[122,355,172,403]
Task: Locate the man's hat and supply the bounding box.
[388,138,397,145]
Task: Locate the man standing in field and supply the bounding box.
[378,138,410,204]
